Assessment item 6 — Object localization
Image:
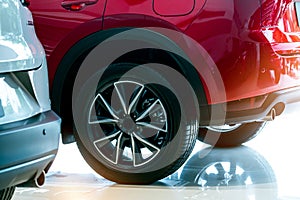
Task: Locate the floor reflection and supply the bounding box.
[156,145,279,200]
[178,146,276,187]
[12,102,300,200]
[13,145,280,200]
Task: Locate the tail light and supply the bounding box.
[0,0,22,37]
[0,0,38,73]
[260,0,292,27]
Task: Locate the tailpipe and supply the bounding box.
[19,170,46,188]
[261,108,277,121]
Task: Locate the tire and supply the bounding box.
[72,63,199,184]
[0,187,15,200]
[198,122,267,147]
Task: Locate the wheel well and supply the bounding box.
[53,28,208,144]
[55,50,91,144]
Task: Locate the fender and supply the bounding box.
[51,14,208,143]
[48,17,103,88]
[52,14,183,115]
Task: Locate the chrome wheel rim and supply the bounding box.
[88,80,168,168]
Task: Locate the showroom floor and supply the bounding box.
[12,102,300,200]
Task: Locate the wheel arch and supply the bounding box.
[52,16,209,144]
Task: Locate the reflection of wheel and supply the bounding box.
[180,146,276,187]
[73,63,199,184]
[0,187,15,200]
[198,122,266,147]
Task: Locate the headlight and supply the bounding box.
[0,0,36,73]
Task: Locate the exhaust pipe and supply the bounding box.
[261,108,277,121]
[19,170,46,188]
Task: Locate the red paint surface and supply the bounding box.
[29,0,300,104]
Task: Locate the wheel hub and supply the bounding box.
[118,115,137,134]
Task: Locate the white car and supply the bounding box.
[0,0,61,199]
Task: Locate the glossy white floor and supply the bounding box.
[12,102,300,200]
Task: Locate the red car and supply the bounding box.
[28,0,300,184]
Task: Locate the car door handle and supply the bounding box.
[61,0,98,11]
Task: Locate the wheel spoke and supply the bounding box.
[202,172,210,180]
[136,99,160,121]
[215,163,226,176]
[89,118,119,125]
[114,82,128,114]
[90,93,119,120]
[112,132,124,164]
[133,132,160,152]
[229,162,237,175]
[130,136,148,167]
[128,85,144,114]
[93,131,125,165]
[131,132,161,167]
[136,122,167,132]
[131,134,140,167]
[93,131,122,149]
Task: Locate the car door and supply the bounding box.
[28,0,106,57]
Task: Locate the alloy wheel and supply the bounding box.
[88,80,169,168]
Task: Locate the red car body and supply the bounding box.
[29,0,300,102]
[27,0,300,183]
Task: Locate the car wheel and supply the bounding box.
[72,63,199,184]
[0,187,15,200]
[180,146,277,187]
[198,122,266,147]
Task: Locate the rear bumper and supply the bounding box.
[0,111,61,190]
[226,86,300,124]
[201,86,300,125]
